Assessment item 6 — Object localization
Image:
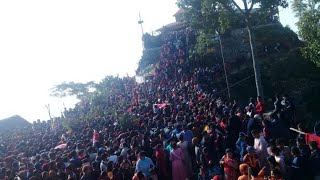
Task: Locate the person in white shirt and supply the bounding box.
[100,154,108,172]
[120,143,129,158]
[108,154,118,164]
[252,129,268,167]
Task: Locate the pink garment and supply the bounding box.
[169,148,188,180]
[93,132,99,142]
[178,141,193,178]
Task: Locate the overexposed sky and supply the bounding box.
[0,0,297,122]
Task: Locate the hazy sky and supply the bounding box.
[0,0,297,122]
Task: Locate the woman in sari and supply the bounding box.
[177,135,193,178]
[169,141,188,180]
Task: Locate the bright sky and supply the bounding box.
[0,0,297,122]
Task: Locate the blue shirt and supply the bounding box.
[235,138,247,161]
[70,157,82,168]
[136,157,155,177]
[181,130,193,145]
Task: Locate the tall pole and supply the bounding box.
[138,12,145,50]
[45,104,54,129]
[218,32,231,99]
[247,25,263,98]
[138,12,144,36]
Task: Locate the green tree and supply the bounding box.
[179,0,288,98]
[292,0,308,17]
[218,0,288,98]
[178,0,233,98]
[292,0,320,66]
[50,81,95,99]
[292,0,320,17]
[178,0,232,56]
[298,11,320,66]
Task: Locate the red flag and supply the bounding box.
[305,133,320,148]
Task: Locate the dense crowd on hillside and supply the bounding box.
[0,29,320,180]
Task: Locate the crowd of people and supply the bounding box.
[0,29,320,180]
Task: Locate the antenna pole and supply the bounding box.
[138,12,144,35]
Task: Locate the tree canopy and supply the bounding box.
[292,0,320,66]
[177,0,233,57]
[178,0,289,97]
[50,81,95,99]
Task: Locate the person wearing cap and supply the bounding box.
[220,149,238,180]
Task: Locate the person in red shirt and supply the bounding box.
[220,149,238,180]
[155,144,169,179]
[92,130,100,147]
[255,96,266,116]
